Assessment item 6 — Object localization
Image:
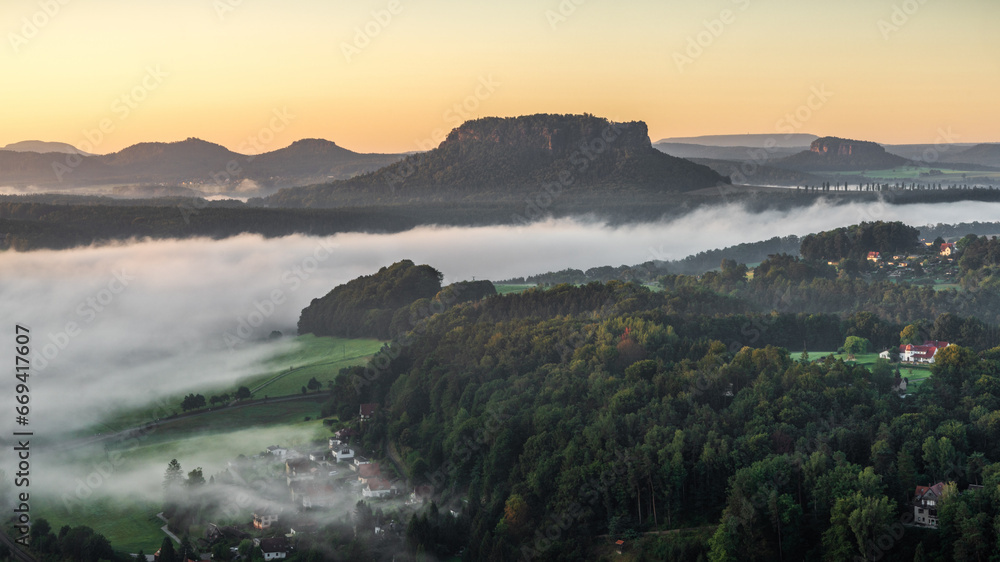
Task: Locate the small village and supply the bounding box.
[855,241,961,284]
[144,404,448,562]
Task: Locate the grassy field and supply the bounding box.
[494,283,537,295]
[242,334,383,397]
[34,495,165,554]
[809,351,932,386]
[132,398,330,447]
[95,335,380,433]
[36,335,369,554]
[808,351,883,367]
[38,401,336,554]
[825,167,1000,182]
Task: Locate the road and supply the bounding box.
[43,392,329,453]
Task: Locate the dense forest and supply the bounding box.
[800,222,921,261]
[299,222,1000,561]
[297,260,496,339]
[319,281,1000,561]
[502,236,806,284]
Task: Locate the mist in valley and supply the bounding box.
[3,197,1000,543]
[3,198,1000,434]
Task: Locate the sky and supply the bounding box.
[2,0,998,154]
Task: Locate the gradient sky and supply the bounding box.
[2,0,998,154]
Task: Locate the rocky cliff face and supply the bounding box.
[776,136,910,171]
[809,137,883,158]
[265,114,729,207]
[442,114,652,157]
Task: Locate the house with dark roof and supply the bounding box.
[914,482,945,528]
[290,480,338,509]
[362,477,396,498]
[286,458,317,481]
[360,403,378,422]
[258,537,289,560]
[205,523,250,543]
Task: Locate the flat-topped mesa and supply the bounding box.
[775,136,910,171]
[809,137,886,158]
[442,115,652,156]
[262,113,730,207]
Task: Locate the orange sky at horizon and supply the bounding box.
[2,0,998,155]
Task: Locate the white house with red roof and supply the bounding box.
[867,251,881,262]
[940,243,957,256]
[899,341,949,364]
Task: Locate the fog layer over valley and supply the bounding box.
[3,198,1000,519]
[2,199,1000,434]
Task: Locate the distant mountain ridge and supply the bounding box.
[775,136,911,171]
[1,140,92,155]
[655,134,818,148]
[264,114,729,207]
[0,137,403,193]
[653,142,803,162]
[939,144,1000,168]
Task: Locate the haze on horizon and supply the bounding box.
[2,0,998,155]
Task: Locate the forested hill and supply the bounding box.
[297,260,496,339]
[776,137,911,171]
[263,114,729,207]
[324,267,1000,560]
[0,137,402,190]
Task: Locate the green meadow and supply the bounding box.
[38,402,335,554]
[808,351,932,387]
[92,335,381,434]
[493,283,537,295]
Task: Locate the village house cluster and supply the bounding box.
[144,403,439,561]
[860,241,960,281]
